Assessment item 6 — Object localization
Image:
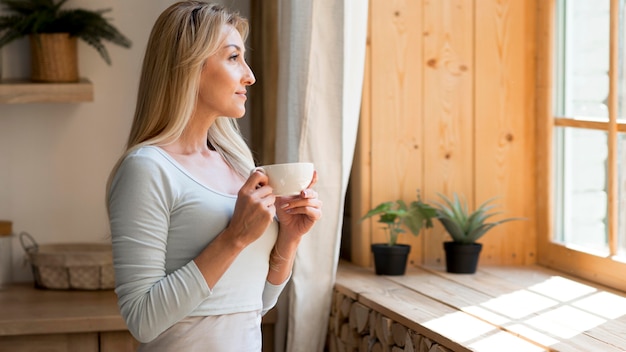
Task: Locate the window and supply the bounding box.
[539,0,626,291]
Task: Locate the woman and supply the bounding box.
[106,2,322,350]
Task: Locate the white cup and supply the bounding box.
[253,162,314,196]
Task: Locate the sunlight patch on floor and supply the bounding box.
[455,274,621,349]
[479,290,558,319]
[525,306,607,339]
[505,324,560,346]
[422,311,496,343]
[572,291,626,319]
[463,305,510,325]
[468,331,547,352]
[528,276,597,302]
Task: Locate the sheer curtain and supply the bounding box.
[271,1,369,351]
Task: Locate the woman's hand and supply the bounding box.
[194,171,276,288]
[228,170,276,247]
[264,170,322,284]
[275,170,323,239]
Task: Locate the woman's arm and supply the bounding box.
[111,156,277,342]
[267,171,323,285]
[109,155,211,343]
[194,170,277,287]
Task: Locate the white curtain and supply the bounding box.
[272,1,369,351]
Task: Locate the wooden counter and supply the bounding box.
[0,283,278,352]
[0,283,137,352]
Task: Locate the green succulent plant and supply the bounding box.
[433,193,522,244]
[361,193,437,246]
[0,0,131,64]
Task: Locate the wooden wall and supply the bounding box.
[350,0,537,267]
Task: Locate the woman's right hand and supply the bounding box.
[194,170,276,289]
[228,170,276,246]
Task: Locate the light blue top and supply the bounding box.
[108,146,286,343]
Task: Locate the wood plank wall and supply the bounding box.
[351,0,537,267]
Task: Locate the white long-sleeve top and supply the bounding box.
[108,146,286,343]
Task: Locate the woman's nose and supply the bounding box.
[243,64,256,86]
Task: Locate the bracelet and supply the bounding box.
[269,246,289,272]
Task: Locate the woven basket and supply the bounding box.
[20,232,114,290]
[29,33,79,83]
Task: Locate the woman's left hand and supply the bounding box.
[275,170,322,238]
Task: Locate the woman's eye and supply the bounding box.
[229,53,239,60]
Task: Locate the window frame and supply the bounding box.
[536,0,626,292]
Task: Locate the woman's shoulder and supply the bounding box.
[108,146,177,208]
[116,146,174,178]
[126,145,166,159]
[121,146,170,166]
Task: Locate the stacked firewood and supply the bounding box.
[327,290,453,352]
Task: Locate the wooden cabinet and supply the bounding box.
[0,333,99,352]
[0,283,278,351]
[100,331,140,352]
[0,284,138,352]
[0,332,139,352]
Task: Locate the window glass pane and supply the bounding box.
[553,127,609,255]
[556,0,609,120]
[621,0,626,122]
[619,133,626,258]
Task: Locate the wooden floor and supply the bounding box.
[333,261,626,351]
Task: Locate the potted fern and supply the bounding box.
[0,0,131,82]
[432,193,522,274]
[361,193,437,275]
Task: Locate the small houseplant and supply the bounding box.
[0,0,131,82]
[432,193,522,274]
[361,194,437,275]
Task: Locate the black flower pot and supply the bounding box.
[443,241,482,274]
[371,244,411,275]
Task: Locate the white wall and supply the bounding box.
[0,0,250,282]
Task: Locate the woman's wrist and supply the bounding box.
[269,245,290,272]
[267,233,300,283]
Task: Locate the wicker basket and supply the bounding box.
[20,232,114,290]
[29,33,79,83]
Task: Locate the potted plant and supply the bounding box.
[0,0,131,82]
[361,193,437,275]
[432,193,522,274]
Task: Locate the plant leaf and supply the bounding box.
[360,201,393,221]
[438,217,465,242]
[433,192,524,243]
[0,0,131,63]
[403,200,437,236]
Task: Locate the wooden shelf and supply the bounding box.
[0,78,93,104]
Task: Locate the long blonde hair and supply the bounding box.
[106,1,255,205]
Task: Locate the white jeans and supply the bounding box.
[137,310,262,352]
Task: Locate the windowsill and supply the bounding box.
[334,260,626,351]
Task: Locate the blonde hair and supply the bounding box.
[106,1,254,205]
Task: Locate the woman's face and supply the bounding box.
[197,25,255,119]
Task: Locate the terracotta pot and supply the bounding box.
[30,33,79,82]
[443,241,482,274]
[371,243,411,275]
